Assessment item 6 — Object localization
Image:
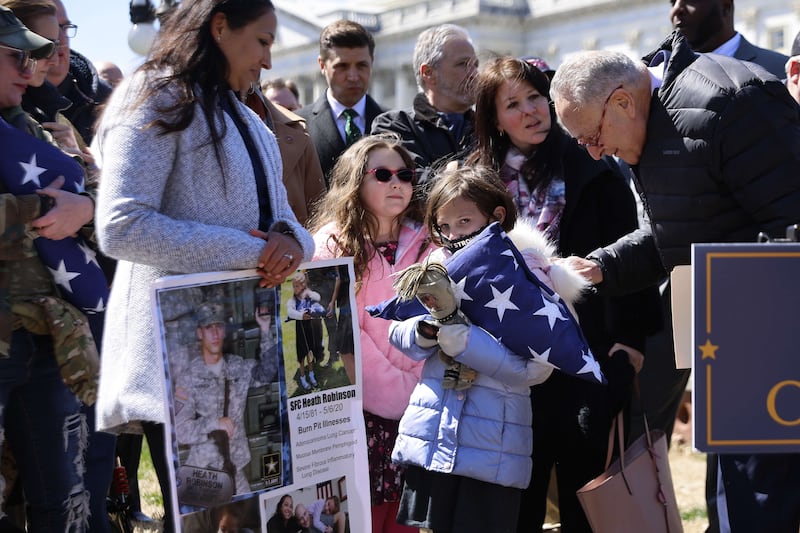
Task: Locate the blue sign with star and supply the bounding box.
[693,243,800,453]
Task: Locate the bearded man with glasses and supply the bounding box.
[372,24,479,182]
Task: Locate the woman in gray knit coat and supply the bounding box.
[92,1,313,526]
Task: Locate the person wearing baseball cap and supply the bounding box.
[0,6,97,532]
[174,297,281,496]
[0,4,54,112]
[0,5,53,61]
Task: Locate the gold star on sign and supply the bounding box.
[699,339,719,360]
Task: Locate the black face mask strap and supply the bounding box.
[438,225,488,254]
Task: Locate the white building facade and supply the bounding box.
[270,0,800,111]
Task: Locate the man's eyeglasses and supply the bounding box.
[366,167,416,183]
[0,44,37,74]
[577,84,623,148]
[59,23,77,38]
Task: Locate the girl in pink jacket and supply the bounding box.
[310,135,434,533]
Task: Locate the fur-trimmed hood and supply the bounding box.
[429,217,590,318]
[506,217,590,315]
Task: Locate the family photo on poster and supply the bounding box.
[149,259,370,532]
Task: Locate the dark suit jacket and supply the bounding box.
[296,93,384,185]
[734,34,788,79]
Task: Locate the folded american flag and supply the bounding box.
[0,118,108,315]
[368,222,604,384]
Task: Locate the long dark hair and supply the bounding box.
[273,494,292,518]
[469,56,569,192]
[138,0,274,150]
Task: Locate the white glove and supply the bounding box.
[438,324,470,357]
[414,319,439,349]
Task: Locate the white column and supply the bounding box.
[395,66,414,110]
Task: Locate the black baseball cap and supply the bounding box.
[0,5,55,59]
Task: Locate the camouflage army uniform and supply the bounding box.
[0,103,99,530]
[174,325,279,495]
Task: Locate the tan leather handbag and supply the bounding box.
[576,411,683,533]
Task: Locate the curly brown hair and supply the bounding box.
[309,134,427,288]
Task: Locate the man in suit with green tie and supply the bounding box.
[297,19,384,185]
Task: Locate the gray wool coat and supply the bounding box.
[93,71,314,433]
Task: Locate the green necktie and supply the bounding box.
[343,108,362,146]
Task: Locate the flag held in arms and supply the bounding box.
[0,118,108,315]
[368,222,604,384]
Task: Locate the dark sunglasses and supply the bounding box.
[0,44,36,74]
[366,167,415,183]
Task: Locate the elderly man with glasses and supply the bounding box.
[550,30,800,533]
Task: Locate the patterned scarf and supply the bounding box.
[499,145,566,241]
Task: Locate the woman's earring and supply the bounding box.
[498,129,505,137]
[217,34,222,42]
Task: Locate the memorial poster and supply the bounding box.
[150,259,370,532]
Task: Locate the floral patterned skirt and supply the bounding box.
[364,410,404,505]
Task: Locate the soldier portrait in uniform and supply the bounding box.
[173,297,280,496]
[154,263,363,523]
[155,274,289,505]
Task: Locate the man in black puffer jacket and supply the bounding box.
[57,49,112,145]
[550,31,800,533]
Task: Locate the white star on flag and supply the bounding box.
[577,350,603,382]
[501,249,519,270]
[49,260,80,293]
[77,241,100,268]
[85,298,106,314]
[485,284,519,322]
[529,346,552,365]
[452,276,474,307]
[533,297,566,329]
[19,154,47,187]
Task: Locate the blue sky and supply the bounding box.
[68,1,145,75]
[66,1,346,76]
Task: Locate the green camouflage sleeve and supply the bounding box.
[0,192,41,261]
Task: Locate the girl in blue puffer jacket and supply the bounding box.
[390,166,590,533]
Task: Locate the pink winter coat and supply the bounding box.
[313,219,434,420]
